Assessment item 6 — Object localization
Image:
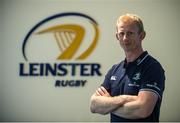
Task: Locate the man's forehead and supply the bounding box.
[117,20,136,26]
[117,15,136,23]
[117,21,138,30]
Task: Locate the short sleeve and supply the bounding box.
[101,65,116,93]
[140,62,165,99]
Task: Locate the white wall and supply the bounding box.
[0,0,180,121]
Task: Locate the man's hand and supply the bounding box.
[95,86,111,97]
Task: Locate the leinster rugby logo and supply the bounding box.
[22,12,99,61]
[19,12,102,87]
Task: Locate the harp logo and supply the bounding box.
[19,12,102,87]
[22,12,99,61]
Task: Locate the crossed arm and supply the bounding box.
[90,86,158,119]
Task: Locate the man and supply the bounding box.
[90,13,165,122]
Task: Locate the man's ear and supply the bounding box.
[140,31,146,40]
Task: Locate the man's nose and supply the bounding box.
[123,34,129,40]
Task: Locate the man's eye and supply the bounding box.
[127,32,134,36]
[119,32,124,36]
[127,32,132,35]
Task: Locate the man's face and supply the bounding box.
[116,21,143,52]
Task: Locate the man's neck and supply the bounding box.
[125,48,144,63]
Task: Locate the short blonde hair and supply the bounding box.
[117,13,144,33]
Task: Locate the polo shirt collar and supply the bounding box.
[124,51,149,68]
[136,51,149,65]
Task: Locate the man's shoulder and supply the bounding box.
[106,61,125,76]
[111,61,124,69]
[143,54,165,72]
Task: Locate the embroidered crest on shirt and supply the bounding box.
[132,72,141,81]
[110,76,117,80]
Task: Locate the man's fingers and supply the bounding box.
[100,86,110,97]
[95,86,110,96]
[100,86,108,93]
[95,87,105,96]
[98,87,105,96]
[96,90,101,96]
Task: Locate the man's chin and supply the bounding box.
[123,48,133,52]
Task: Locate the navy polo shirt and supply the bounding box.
[102,51,165,122]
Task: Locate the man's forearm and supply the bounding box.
[90,94,126,115]
[112,91,158,119]
[112,99,142,119]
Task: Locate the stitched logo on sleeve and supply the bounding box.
[146,82,161,91]
[110,76,117,80]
